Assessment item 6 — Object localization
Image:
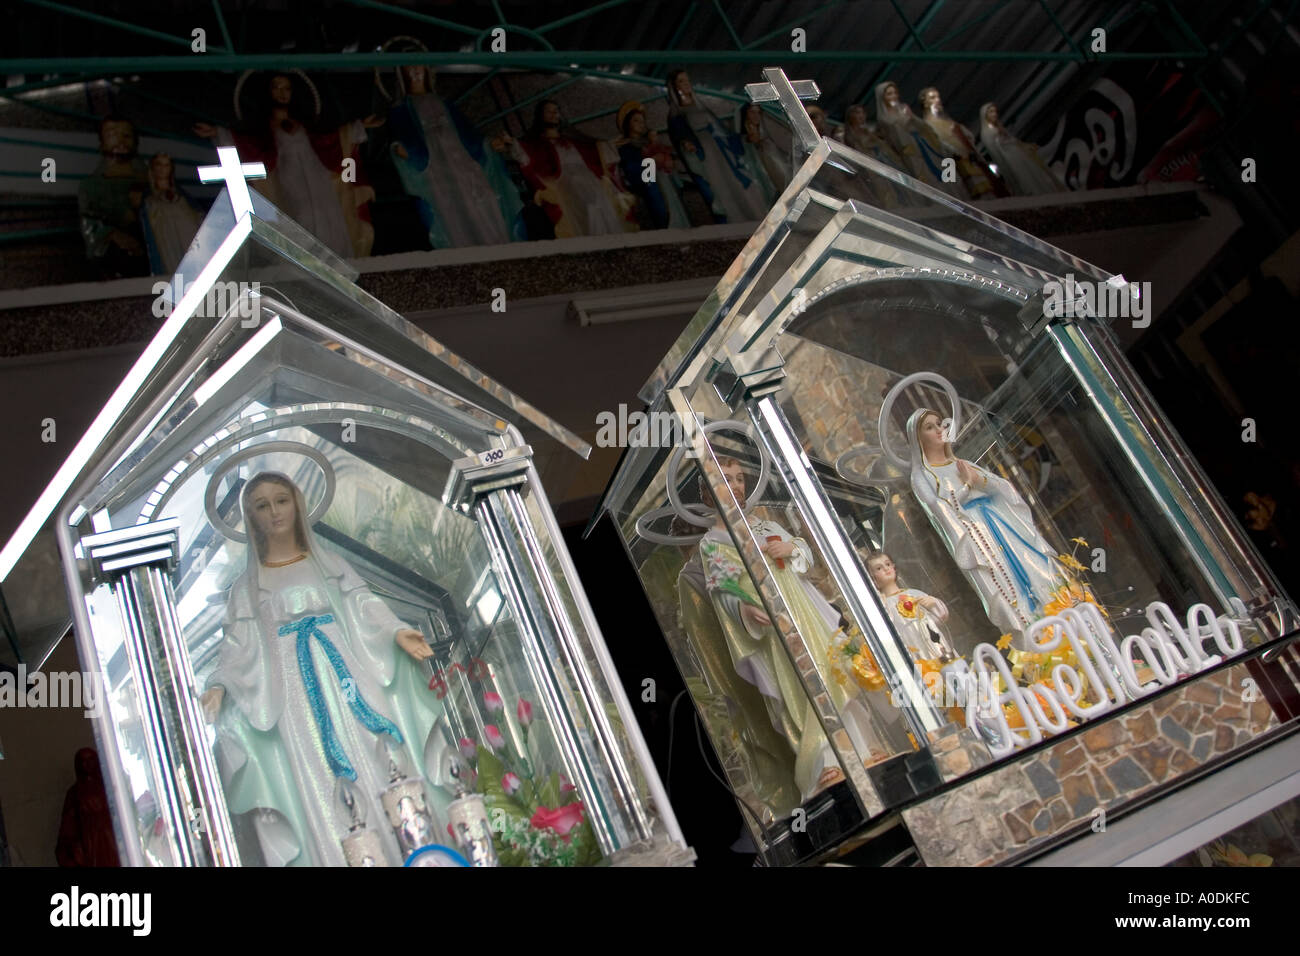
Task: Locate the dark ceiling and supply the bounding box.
[3,1,1272,140]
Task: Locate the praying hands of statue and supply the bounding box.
[740,603,772,630]
[362,114,385,129]
[490,133,514,152]
[396,628,433,661]
[193,122,217,140]
[762,538,796,561]
[392,143,409,160]
[955,459,978,487]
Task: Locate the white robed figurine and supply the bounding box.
[976,102,1066,196]
[905,408,1067,651]
[864,549,960,664]
[201,471,441,866]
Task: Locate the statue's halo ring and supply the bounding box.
[663,419,772,530]
[878,372,961,470]
[204,441,337,543]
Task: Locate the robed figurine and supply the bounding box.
[78,116,149,278]
[904,409,1068,650]
[200,472,442,866]
[385,63,524,248]
[195,71,382,259]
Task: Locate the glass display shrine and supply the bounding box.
[0,153,691,868]
[590,70,1300,866]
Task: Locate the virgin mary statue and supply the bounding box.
[200,471,442,866]
[905,409,1067,651]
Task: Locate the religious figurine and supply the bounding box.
[873,82,967,199]
[976,102,1066,196]
[614,101,690,230]
[674,514,803,821]
[904,408,1069,651]
[55,749,120,867]
[864,549,960,664]
[199,471,443,866]
[737,102,790,204]
[194,71,382,259]
[499,99,638,238]
[78,116,149,278]
[384,61,524,248]
[834,104,912,208]
[138,153,204,275]
[665,70,769,224]
[917,87,1006,200]
[692,458,900,802]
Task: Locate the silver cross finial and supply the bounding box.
[745,68,823,156]
[197,146,267,220]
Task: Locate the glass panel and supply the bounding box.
[58,313,616,866]
[768,268,1295,774]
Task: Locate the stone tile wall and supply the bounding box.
[902,662,1282,866]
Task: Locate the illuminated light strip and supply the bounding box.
[0,214,253,582]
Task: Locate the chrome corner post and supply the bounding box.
[715,342,950,748]
[445,446,652,858]
[81,518,241,866]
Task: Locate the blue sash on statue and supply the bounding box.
[965,500,1053,614]
[278,614,404,781]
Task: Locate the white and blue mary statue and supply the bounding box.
[203,471,441,866]
[905,408,1067,651]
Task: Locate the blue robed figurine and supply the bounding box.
[385,63,525,249]
[665,69,769,225]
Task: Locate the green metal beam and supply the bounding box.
[536,0,642,34]
[212,0,235,54]
[0,226,79,244]
[712,0,745,50]
[453,68,502,106]
[474,73,584,129]
[888,0,930,51]
[1036,0,1087,61]
[742,1,846,50]
[652,0,698,77]
[0,49,1211,74]
[1009,0,1130,136]
[931,0,1011,48]
[338,0,482,37]
[854,0,949,107]
[21,0,231,54]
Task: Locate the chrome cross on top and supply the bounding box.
[745,68,823,158]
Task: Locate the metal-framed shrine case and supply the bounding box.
[0,169,690,868]
[591,70,1300,866]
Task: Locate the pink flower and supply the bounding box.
[502,772,522,796]
[483,691,504,714]
[516,697,534,726]
[530,802,585,841]
[483,724,505,751]
[458,737,477,761]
